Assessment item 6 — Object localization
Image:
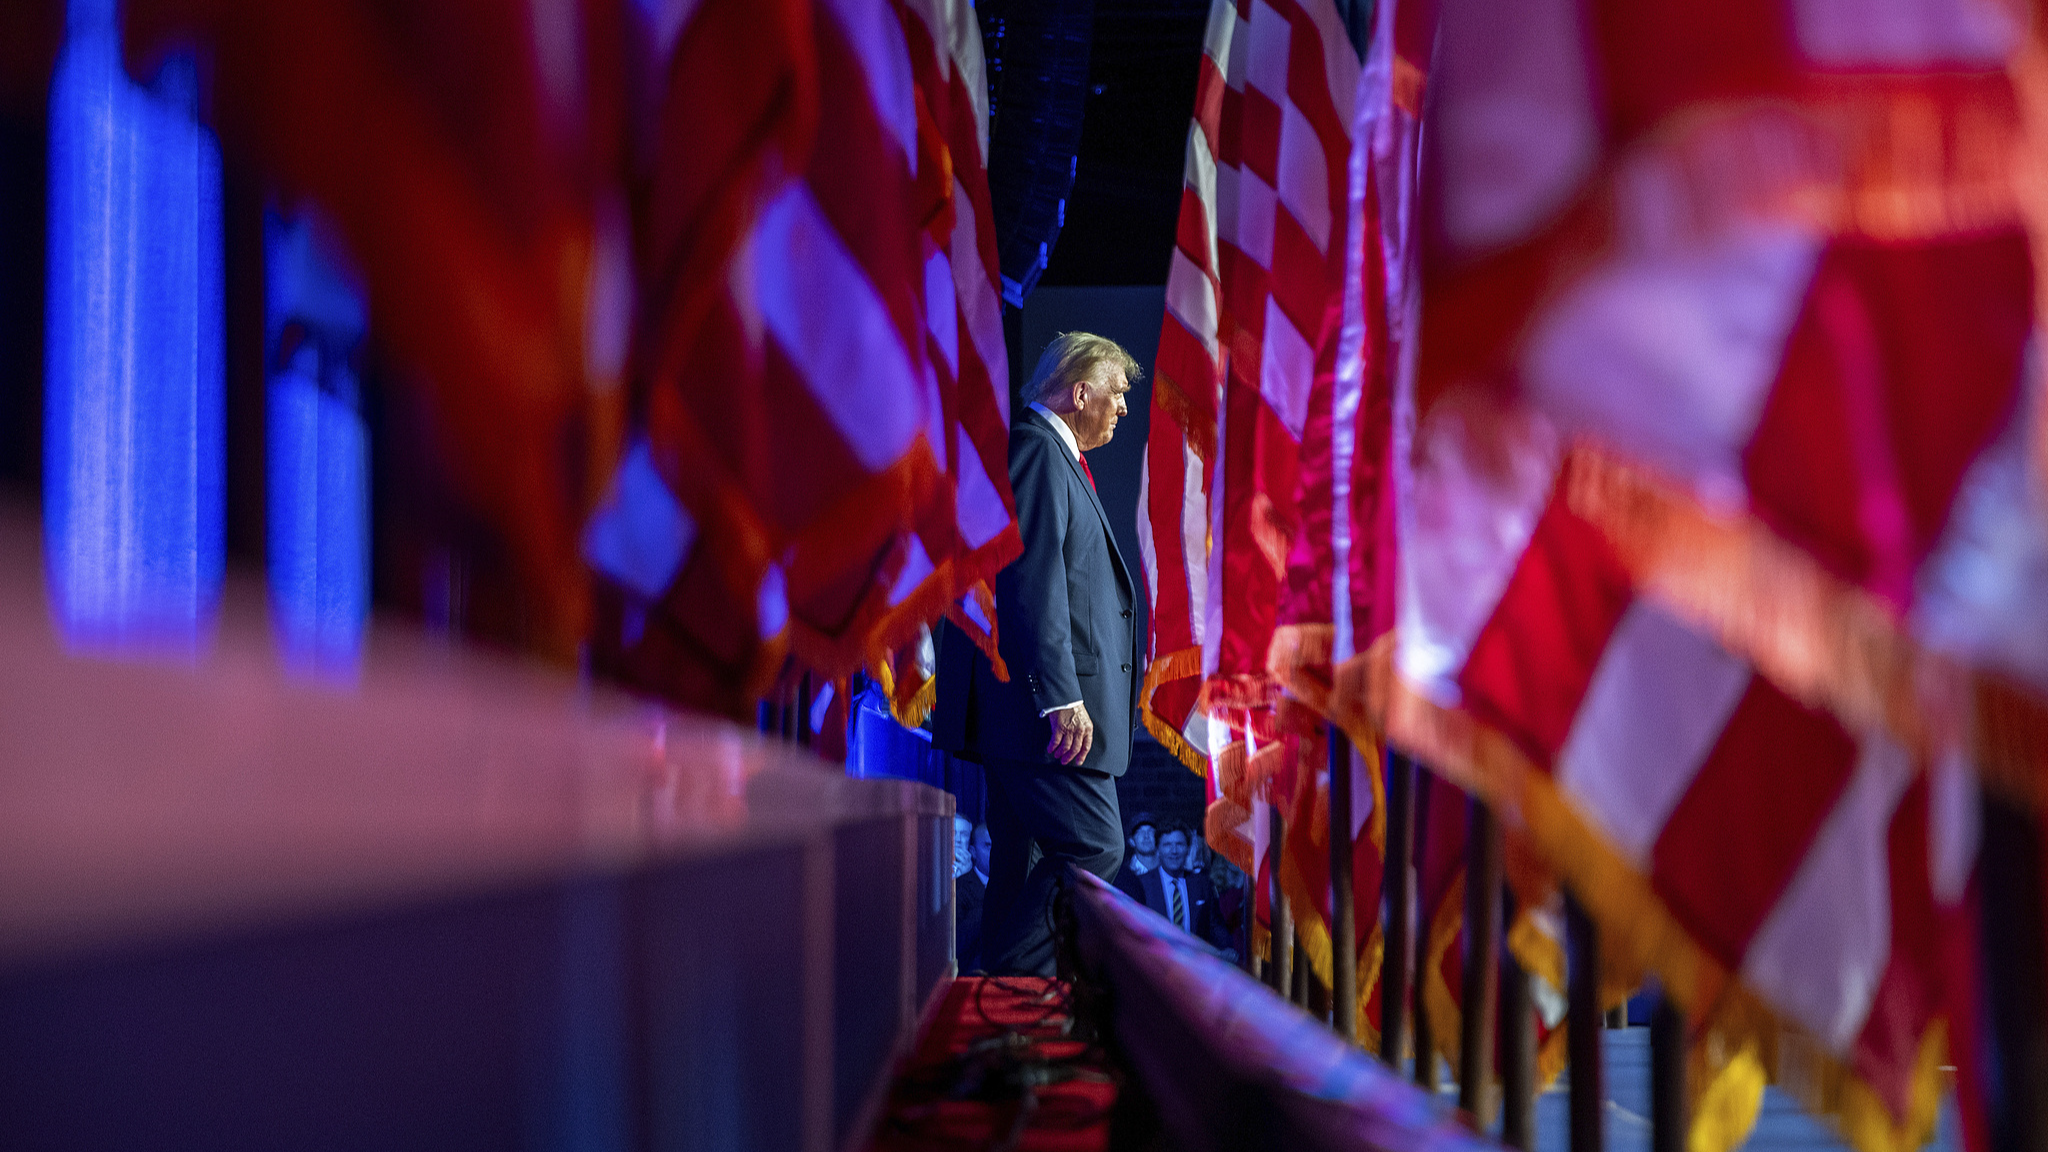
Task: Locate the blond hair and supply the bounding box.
[1025,331,1143,407]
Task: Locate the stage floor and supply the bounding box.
[864,981,1960,1152]
[864,978,1117,1152]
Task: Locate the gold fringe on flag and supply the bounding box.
[1238,779,1390,1050]
[1205,793,1258,876]
[868,652,940,730]
[1196,671,1281,714]
[1259,630,1401,1047]
[1140,645,1209,773]
[1267,624,1397,760]
[1381,663,1951,1152]
[1418,874,1573,1114]
[1152,368,1218,463]
[1294,733,1389,1024]
[1268,623,1341,717]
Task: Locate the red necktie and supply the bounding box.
[1079,453,1095,489]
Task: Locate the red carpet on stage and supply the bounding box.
[865,978,1118,1152]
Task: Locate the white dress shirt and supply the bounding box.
[1028,401,1083,460]
[1026,402,1085,718]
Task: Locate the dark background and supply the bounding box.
[1039,0,1209,289]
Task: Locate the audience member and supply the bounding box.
[953,815,985,971]
[971,822,991,889]
[1207,855,1248,955]
[1112,812,1159,900]
[952,815,974,879]
[1138,822,1238,961]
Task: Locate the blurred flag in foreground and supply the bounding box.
[125,0,632,659]
[125,0,1021,717]
[1264,0,1435,1037]
[1141,0,1369,1001]
[1381,0,2043,1148]
[872,0,1020,727]
[584,0,1019,719]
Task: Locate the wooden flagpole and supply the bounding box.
[1270,801,1293,998]
[1458,797,1501,1123]
[1331,725,1358,1041]
[1500,888,1535,1150]
[1381,751,1415,1065]
[1567,893,1603,1152]
[1411,762,1437,1090]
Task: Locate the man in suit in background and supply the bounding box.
[952,815,984,971]
[1113,812,1159,901]
[971,822,991,890]
[932,332,1142,977]
[1140,822,1237,960]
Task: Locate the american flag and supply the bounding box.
[123,0,1018,724]
[584,0,1020,719]
[1142,0,1368,1002]
[1382,0,2044,1148]
[1140,0,1235,777]
[871,0,1021,727]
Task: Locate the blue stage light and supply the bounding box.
[265,212,369,680]
[43,0,224,658]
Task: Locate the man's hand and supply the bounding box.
[1047,702,1095,766]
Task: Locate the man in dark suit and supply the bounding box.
[932,332,1141,977]
[1140,823,1237,960]
[953,815,985,972]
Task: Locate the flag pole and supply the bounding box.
[1650,991,1687,1152]
[1294,927,1311,1007]
[1500,888,1536,1150]
[1412,763,1437,1090]
[1458,797,1501,1125]
[1244,872,1260,977]
[1330,724,1358,1042]
[1981,791,2048,1152]
[1566,893,1604,1152]
[1380,750,1415,1065]
[1295,929,1316,1013]
[1269,800,1293,998]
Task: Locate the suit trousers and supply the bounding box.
[979,757,1124,977]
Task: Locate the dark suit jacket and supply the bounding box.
[1140,868,1232,953]
[956,872,986,971]
[1112,860,1151,903]
[932,407,1140,776]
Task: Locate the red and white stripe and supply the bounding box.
[1397,389,2001,1139]
[1146,0,1369,985]
[1204,0,1360,697]
[1141,0,1363,759]
[1141,0,1238,769]
[584,0,1008,708]
[1388,0,2042,1145]
[868,0,1020,716]
[1271,0,1427,697]
[901,0,1017,593]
